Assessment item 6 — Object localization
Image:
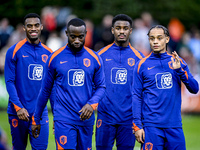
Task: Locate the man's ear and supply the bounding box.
[111,27,114,34]
[166,36,170,44]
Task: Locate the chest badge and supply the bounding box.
[128,58,135,67]
[42,54,48,63]
[83,58,91,67]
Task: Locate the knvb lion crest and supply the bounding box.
[12,119,18,128]
[145,142,153,150]
[83,58,91,67]
[128,58,135,67]
[60,135,67,145]
[41,54,48,63]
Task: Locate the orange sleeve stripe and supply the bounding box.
[98,43,114,55]
[32,116,36,125]
[181,68,188,80]
[180,58,186,66]
[41,43,53,53]
[12,102,21,112]
[132,123,140,132]
[84,46,101,67]
[48,45,66,67]
[56,139,64,150]
[129,43,143,59]
[90,103,98,110]
[12,39,27,59]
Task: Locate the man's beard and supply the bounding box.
[68,42,84,52]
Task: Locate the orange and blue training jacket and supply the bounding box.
[33,45,106,126]
[97,42,144,125]
[132,52,199,132]
[4,38,53,117]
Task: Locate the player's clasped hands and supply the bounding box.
[79,104,93,121]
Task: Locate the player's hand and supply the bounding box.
[17,108,29,121]
[171,51,181,69]
[135,129,145,144]
[79,104,93,121]
[31,124,41,138]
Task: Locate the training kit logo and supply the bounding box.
[145,142,153,150]
[96,119,102,128]
[68,69,85,86]
[83,58,91,67]
[60,135,67,145]
[12,119,18,128]
[155,72,173,89]
[111,67,127,84]
[28,64,43,80]
[41,54,48,63]
[128,58,135,66]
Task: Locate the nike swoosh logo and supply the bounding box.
[22,55,29,58]
[106,58,112,61]
[148,66,155,70]
[60,61,68,64]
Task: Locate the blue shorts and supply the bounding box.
[8,114,49,150]
[54,121,93,150]
[142,127,186,150]
[95,118,135,150]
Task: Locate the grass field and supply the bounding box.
[0,111,200,150]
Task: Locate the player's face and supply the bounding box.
[23,18,43,44]
[112,20,132,45]
[148,28,169,54]
[66,25,86,52]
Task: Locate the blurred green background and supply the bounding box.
[0,0,200,29]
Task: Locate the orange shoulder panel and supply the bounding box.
[12,39,27,59]
[48,46,66,67]
[129,43,143,59]
[84,46,101,67]
[137,52,152,73]
[98,43,114,55]
[41,43,53,53]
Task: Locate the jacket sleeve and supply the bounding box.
[132,62,143,131]
[33,56,55,125]
[4,47,23,112]
[175,58,199,94]
[87,55,106,110]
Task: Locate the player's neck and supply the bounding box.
[115,40,129,47]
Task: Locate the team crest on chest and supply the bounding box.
[41,54,48,63]
[128,58,135,66]
[168,61,174,69]
[83,58,91,67]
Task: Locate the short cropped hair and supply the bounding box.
[112,14,132,27]
[23,13,41,25]
[147,25,169,37]
[67,18,86,29]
